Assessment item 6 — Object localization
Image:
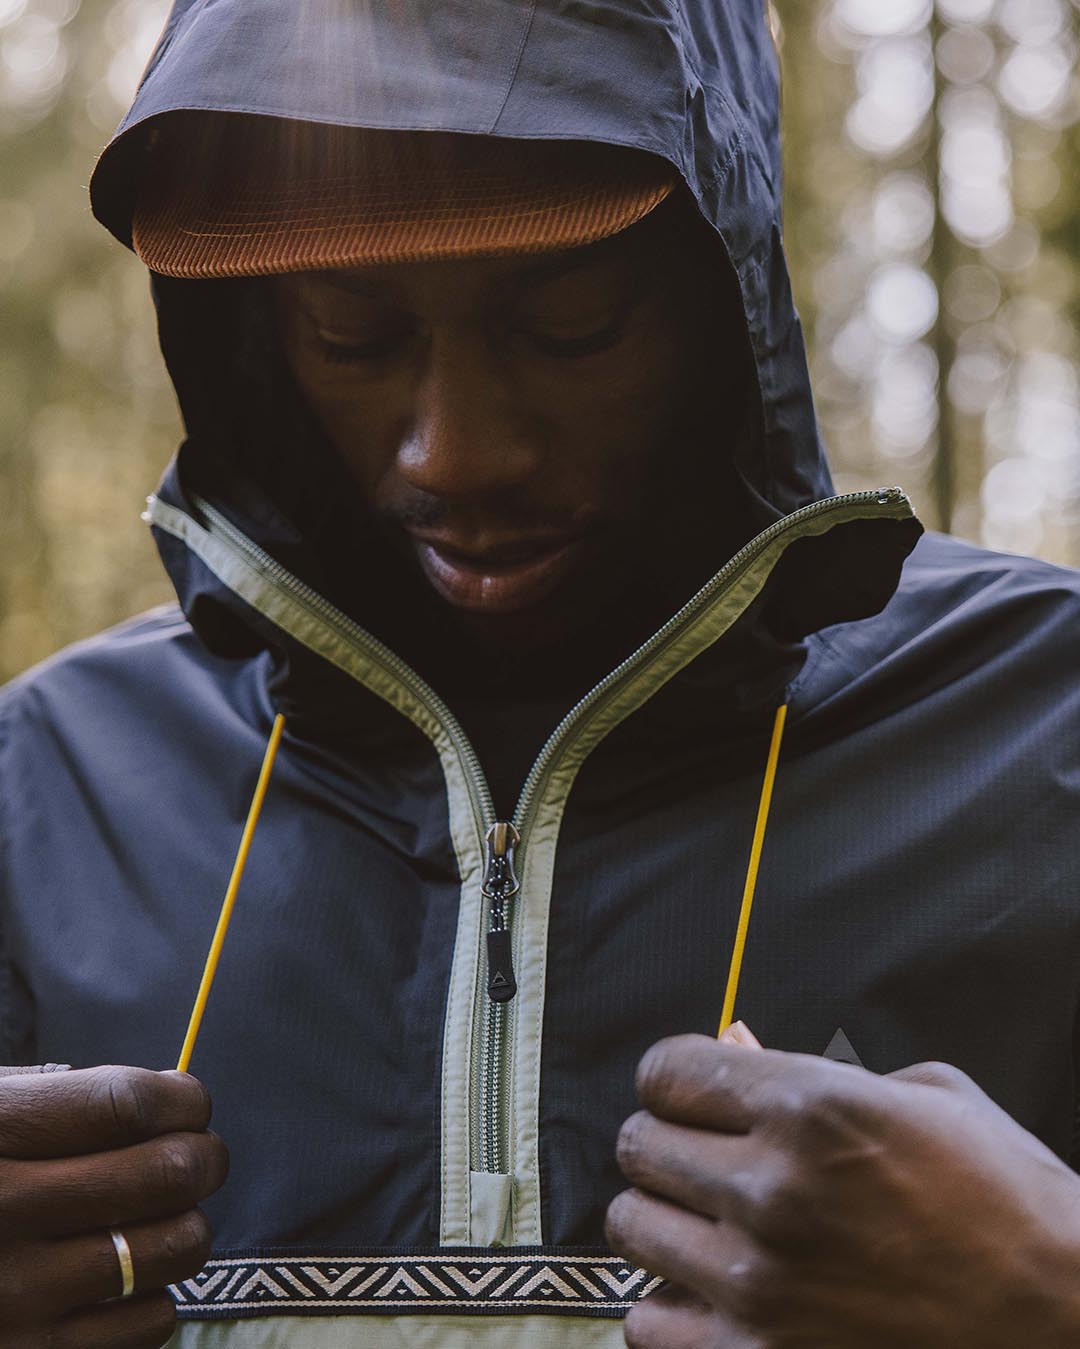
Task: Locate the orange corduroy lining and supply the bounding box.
[132,114,677,277]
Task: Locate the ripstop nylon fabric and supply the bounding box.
[0,1,1075,1343]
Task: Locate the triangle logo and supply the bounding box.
[823,1027,864,1068]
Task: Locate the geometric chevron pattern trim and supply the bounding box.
[171,1250,664,1319]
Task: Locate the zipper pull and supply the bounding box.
[483,822,520,1004]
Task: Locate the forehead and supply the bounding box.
[277,226,648,307]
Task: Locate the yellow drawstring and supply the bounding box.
[173,701,780,1065]
[717,703,788,1036]
[176,713,286,1073]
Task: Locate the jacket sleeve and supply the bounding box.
[0,689,34,1065]
[0,692,14,1062]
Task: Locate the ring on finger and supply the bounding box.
[109,1228,135,1298]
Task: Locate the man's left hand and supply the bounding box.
[606,1034,1080,1347]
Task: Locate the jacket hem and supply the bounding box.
[170,1250,660,1319]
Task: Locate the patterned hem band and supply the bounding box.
[172,1252,662,1319]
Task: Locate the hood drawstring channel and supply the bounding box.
[718,703,788,1036]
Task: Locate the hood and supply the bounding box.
[89,0,922,710]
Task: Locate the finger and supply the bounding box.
[888,1061,980,1094]
[636,1034,869,1132]
[0,1063,71,1077]
[28,1209,211,1314]
[607,1188,775,1323]
[606,1186,730,1300]
[4,1130,229,1239]
[0,1067,211,1159]
[51,1290,177,1349]
[617,1110,764,1222]
[624,1283,757,1349]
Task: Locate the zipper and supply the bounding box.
[176,495,507,1176]
[509,487,908,843]
[484,822,521,1006]
[184,494,496,839]
[172,494,505,1174]
[471,487,909,1186]
[479,822,521,1175]
[157,485,911,1195]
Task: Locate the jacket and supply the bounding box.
[3,1,1079,1345]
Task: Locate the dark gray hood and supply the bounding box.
[88,0,921,708]
[92,0,829,523]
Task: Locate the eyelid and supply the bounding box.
[521,314,629,358]
[302,297,420,358]
[311,324,419,366]
[309,313,412,341]
[513,284,645,353]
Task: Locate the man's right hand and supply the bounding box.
[0,1064,228,1348]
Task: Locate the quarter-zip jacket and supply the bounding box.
[2,1,1079,1346]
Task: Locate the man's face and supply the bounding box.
[272,202,737,645]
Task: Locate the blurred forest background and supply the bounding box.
[1,0,1078,680]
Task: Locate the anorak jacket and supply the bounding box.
[2,1,1079,1345]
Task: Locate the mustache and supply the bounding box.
[380,495,593,535]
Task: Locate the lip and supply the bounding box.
[410,533,587,614]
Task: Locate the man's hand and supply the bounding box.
[0,1064,228,1348]
[606,1033,1080,1348]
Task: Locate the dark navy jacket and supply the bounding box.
[1,0,1078,1342]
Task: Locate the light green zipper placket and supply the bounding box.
[499,487,915,1241]
[145,492,495,1242]
[146,487,916,1249]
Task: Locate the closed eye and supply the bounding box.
[313,319,418,364]
[519,313,630,358]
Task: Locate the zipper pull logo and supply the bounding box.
[483,822,521,1004]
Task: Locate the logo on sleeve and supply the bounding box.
[823,1028,864,1067]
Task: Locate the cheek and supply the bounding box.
[288,353,405,499]
[520,343,694,501]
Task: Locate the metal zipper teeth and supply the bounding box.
[189,494,497,836]
[179,486,911,1185]
[181,495,503,1174]
[509,487,911,841]
[482,999,505,1173]
[468,981,488,1172]
[473,489,911,1182]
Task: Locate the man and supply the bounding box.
[1,1,1078,1347]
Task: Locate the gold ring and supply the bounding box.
[109,1228,135,1298]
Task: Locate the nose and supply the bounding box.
[395,332,541,502]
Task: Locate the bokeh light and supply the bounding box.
[778,0,1080,564]
[1,0,1078,681]
[0,0,174,677]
